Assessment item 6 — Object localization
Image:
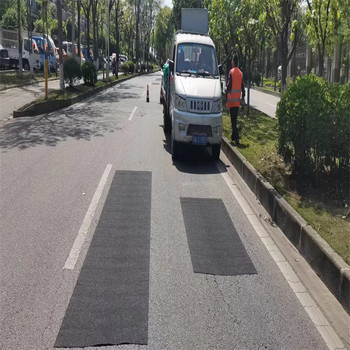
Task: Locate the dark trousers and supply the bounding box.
[229,107,239,142]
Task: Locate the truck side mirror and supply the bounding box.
[218,64,223,75]
[168,60,174,74]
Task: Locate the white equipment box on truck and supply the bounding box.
[181,8,209,35]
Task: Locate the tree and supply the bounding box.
[34,1,58,35]
[57,0,65,91]
[305,0,332,77]
[81,0,92,56]
[65,17,77,42]
[17,0,23,76]
[154,6,173,63]
[264,0,300,93]
[1,0,26,30]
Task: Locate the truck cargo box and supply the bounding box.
[181,8,208,35]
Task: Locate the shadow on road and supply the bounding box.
[162,130,227,175]
[0,94,124,150]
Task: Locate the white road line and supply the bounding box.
[128,106,138,121]
[216,161,345,350]
[64,164,113,270]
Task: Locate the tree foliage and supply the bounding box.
[34,1,58,35]
[1,0,26,30]
[154,6,173,64]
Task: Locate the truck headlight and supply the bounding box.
[213,125,221,133]
[212,98,222,113]
[175,95,187,112]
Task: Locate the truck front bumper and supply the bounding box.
[173,108,223,145]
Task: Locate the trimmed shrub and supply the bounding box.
[63,57,81,87]
[121,62,129,75]
[128,61,135,74]
[328,83,350,179]
[81,60,97,86]
[277,74,350,186]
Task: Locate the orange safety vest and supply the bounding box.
[226,67,243,108]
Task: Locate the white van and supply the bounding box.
[164,9,222,160]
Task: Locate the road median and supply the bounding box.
[222,135,350,314]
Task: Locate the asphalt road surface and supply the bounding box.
[0,72,348,350]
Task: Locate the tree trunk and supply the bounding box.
[17,0,23,76]
[115,0,120,78]
[306,45,312,74]
[27,0,34,77]
[72,0,75,58]
[332,43,341,83]
[92,1,98,68]
[280,31,288,94]
[57,0,64,91]
[77,0,81,64]
[135,0,140,71]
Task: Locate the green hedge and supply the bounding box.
[277,74,350,186]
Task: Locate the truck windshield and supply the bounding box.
[176,43,218,76]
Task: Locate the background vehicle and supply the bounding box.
[163,9,223,160]
[0,28,41,72]
[0,45,10,70]
[32,34,56,72]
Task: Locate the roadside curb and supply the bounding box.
[12,71,156,117]
[253,85,281,98]
[221,136,350,314]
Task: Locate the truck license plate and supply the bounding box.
[192,135,207,145]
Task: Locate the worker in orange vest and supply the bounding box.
[226,55,245,145]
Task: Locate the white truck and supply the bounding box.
[0,28,41,71]
[163,8,223,160]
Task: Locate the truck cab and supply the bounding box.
[165,9,222,160]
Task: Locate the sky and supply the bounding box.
[163,0,173,8]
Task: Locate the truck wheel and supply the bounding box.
[163,105,171,134]
[212,144,221,160]
[24,62,30,71]
[163,105,169,133]
[171,132,178,160]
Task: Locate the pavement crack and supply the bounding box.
[210,276,239,326]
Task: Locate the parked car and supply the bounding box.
[0,46,10,70]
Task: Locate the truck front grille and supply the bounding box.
[188,99,212,113]
[187,124,212,137]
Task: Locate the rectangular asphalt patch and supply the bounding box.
[55,170,152,348]
[180,197,257,276]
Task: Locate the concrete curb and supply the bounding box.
[222,136,350,314]
[13,71,156,118]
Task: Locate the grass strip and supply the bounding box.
[223,108,350,264]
